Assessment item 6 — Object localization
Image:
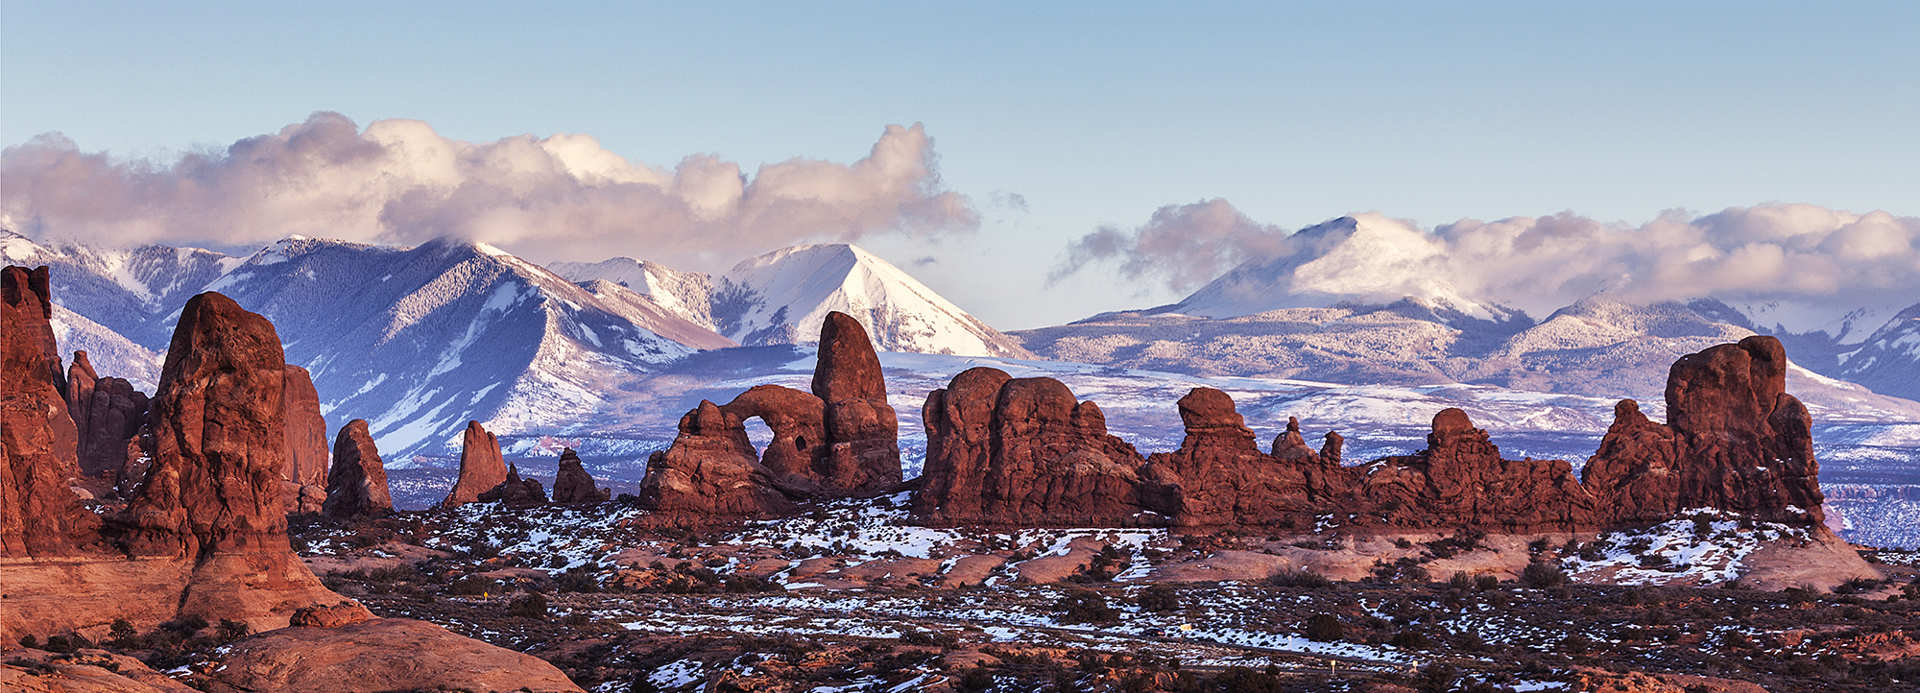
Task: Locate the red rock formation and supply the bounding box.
[636,311,903,522]
[1353,408,1596,532]
[279,365,327,514]
[441,420,507,508]
[1584,336,1825,525]
[67,355,150,487]
[721,385,826,490]
[812,311,901,495]
[322,419,391,519]
[2,289,346,637]
[118,291,297,557]
[638,401,793,522]
[914,369,1150,526]
[479,464,548,508]
[550,448,608,503]
[1141,388,1322,528]
[1319,431,1344,466]
[1,266,99,557]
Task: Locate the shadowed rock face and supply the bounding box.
[637,311,902,522]
[442,420,506,508]
[1353,408,1597,533]
[280,365,327,514]
[1585,335,1825,525]
[119,291,294,558]
[551,448,608,504]
[1141,388,1328,529]
[68,351,150,485]
[480,464,548,508]
[322,419,391,519]
[812,311,901,495]
[914,370,1149,527]
[639,401,791,522]
[1,265,99,557]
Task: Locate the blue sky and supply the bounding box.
[3,2,1916,327]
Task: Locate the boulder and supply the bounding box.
[0,648,199,692]
[289,601,375,628]
[811,311,901,495]
[321,419,391,519]
[914,369,1150,526]
[203,618,583,693]
[1,266,98,557]
[279,365,328,513]
[440,420,506,508]
[550,448,608,503]
[478,464,547,508]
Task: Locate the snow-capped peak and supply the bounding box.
[551,256,718,331]
[1172,214,1518,322]
[713,243,1031,358]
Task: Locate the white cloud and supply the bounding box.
[1057,200,1920,322]
[0,112,977,270]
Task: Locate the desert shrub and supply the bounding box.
[1528,537,1552,553]
[1055,589,1120,625]
[554,566,600,593]
[508,592,549,619]
[1399,564,1431,584]
[902,628,959,648]
[161,614,209,636]
[722,575,778,593]
[1835,577,1883,594]
[1265,568,1332,589]
[1448,572,1473,590]
[1393,537,1415,549]
[1474,573,1500,591]
[1637,553,1672,570]
[957,667,995,693]
[216,619,249,641]
[108,619,137,647]
[1390,628,1432,649]
[1304,613,1344,642]
[1521,560,1567,589]
[1207,666,1288,692]
[448,574,499,596]
[466,541,501,560]
[43,634,76,653]
[1137,584,1180,612]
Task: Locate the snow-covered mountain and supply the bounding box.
[1838,302,1920,403]
[199,237,732,455]
[9,231,1034,454]
[6,231,735,456]
[710,243,1032,358]
[550,257,718,331]
[1169,215,1527,325]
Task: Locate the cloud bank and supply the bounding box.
[1056,200,1920,325]
[0,112,977,268]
